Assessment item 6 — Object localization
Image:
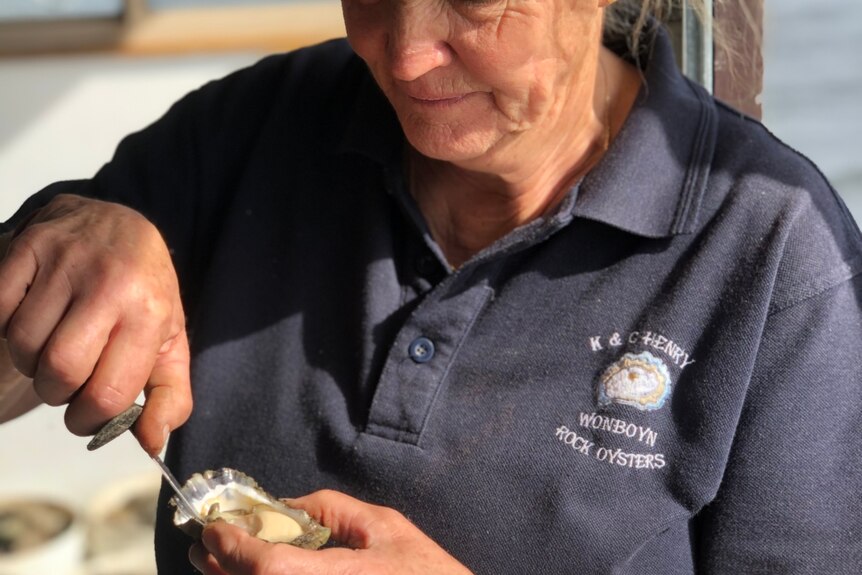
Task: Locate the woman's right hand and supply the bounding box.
[0,194,192,455]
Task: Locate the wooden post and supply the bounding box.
[713,0,764,119]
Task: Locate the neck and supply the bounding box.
[409,48,640,268]
[407,141,603,268]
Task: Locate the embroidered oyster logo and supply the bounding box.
[598,351,672,411]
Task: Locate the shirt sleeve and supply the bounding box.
[2,42,358,321]
[694,262,862,570]
[0,51,302,318]
[0,85,210,314]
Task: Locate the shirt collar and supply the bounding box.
[575,25,718,237]
[337,25,717,239]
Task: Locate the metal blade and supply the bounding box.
[151,455,205,526]
[87,402,204,525]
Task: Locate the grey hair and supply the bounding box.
[603,0,712,60]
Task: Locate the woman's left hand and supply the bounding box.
[189,489,474,575]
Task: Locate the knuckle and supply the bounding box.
[0,293,24,319]
[5,324,40,377]
[8,224,43,252]
[138,292,172,321]
[114,274,173,322]
[93,277,170,331]
[89,384,130,418]
[54,234,87,261]
[40,344,89,389]
[314,488,340,501]
[377,506,406,524]
[12,223,65,266]
[31,365,75,406]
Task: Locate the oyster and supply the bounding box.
[171,468,330,549]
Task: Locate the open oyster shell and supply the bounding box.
[171,468,330,549]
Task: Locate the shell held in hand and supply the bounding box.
[171,468,330,550]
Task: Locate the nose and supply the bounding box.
[387,0,453,81]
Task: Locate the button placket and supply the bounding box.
[366,283,494,444]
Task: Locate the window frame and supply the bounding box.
[0,0,345,57]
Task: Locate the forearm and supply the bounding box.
[0,231,41,423]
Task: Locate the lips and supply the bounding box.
[398,79,482,101]
[409,95,468,107]
[390,78,491,114]
[400,87,490,110]
[403,88,468,101]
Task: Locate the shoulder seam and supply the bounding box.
[768,253,862,316]
[715,99,862,249]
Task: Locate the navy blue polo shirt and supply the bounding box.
[4,27,862,574]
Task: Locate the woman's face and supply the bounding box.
[342,0,604,167]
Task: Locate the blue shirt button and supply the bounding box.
[408,337,435,363]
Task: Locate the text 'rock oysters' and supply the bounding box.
[171,468,330,549]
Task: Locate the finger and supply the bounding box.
[0,244,71,378]
[189,542,230,575]
[202,522,294,575]
[202,519,380,575]
[0,232,38,339]
[286,489,398,549]
[63,319,163,437]
[137,328,193,455]
[30,293,116,407]
[3,265,73,380]
[286,494,472,575]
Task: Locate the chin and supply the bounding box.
[402,121,499,164]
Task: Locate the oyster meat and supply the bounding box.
[171,468,330,549]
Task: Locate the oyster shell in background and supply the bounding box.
[171,468,330,550]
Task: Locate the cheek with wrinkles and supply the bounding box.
[455,6,557,125]
[484,57,559,130]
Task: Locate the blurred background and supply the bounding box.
[0,1,859,574]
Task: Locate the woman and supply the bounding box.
[1,0,860,572]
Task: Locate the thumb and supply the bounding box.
[201,521,280,575]
[135,329,192,455]
[286,490,399,549]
